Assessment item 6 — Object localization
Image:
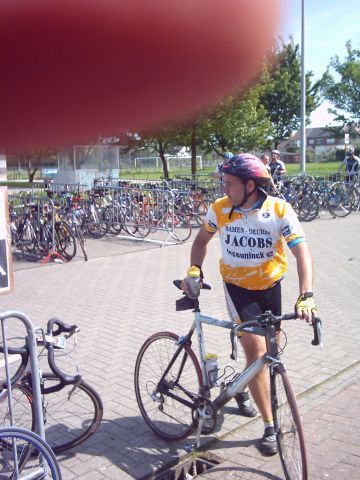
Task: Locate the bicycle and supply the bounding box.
[0,426,62,479]
[134,281,322,480]
[0,318,103,454]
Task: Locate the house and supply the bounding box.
[279,127,352,162]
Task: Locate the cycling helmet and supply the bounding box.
[348,145,355,154]
[220,153,271,186]
[223,152,233,160]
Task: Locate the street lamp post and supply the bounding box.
[300,0,306,173]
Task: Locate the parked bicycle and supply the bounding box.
[135,281,322,480]
[0,426,62,479]
[0,318,103,454]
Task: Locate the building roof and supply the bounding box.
[290,127,341,140]
[278,127,344,150]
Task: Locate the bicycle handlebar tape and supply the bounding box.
[311,316,323,348]
[47,344,82,384]
[47,318,78,336]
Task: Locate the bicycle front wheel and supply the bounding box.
[134,332,202,441]
[55,221,77,260]
[0,383,34,431]
[41,374,103,454]
[271,365,307,480]
[328,186,352,218]
[0,426,62,479]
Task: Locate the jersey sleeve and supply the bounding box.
[280,202,306,248]
[203,203,218,233]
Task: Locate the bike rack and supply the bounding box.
[0,310,46,440]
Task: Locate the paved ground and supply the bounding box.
[1,212,360,479]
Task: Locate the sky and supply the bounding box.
[279,0,360,127]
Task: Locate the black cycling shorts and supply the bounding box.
[224,281,282,325]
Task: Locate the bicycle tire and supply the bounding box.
[0,383,35,432]
[125,207,151,239]
[328,185,352,218]
[106,205,124,235]
[85,207,109,239]
[72,223,88,261]
[270,365,307,480]
[134,332,202,441]
[0,426,62,479]
[40,374,103,454]
[297,195,319,222]
[194,201,208,226]
[55,221,77,260]
[165,211,192,242]
[19,222,48,262]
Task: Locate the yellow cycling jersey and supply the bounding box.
[203,194,305,290]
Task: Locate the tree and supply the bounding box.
[260,39,321,148]
[320,40,360,124]
[6,147,57,182]
[200,85,273,156]
[131,84,273,177]
[129,125,189,179]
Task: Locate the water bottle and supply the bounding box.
[205,353,219,388]
[185,265,201,299]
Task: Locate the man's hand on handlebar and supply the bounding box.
[295,293,317,323]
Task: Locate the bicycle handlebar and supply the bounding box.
[173,280,323,347]
[1,318,82,388]
[46,318,82,384]
[46,318,79,337]
[46,344,82,384]
[233,312,322,348]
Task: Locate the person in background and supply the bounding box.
[261,153,277,193]
[338,145,360,182]
[213,151,234,179]
[269,150,286,183]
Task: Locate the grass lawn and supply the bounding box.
[119,161,340,180]
[1,161,340,187]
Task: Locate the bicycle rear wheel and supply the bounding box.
[270,365,307,480]
[0,427,62,479]
[134,332,202,441]
[41,374,103,454]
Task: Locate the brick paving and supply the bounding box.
[1,213,359,479]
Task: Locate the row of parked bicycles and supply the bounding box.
[9,181,215,263]
[276,174,360,222]
[9,173,359,264]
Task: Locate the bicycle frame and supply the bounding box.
[156,305,280,424]
[185,305,281,411]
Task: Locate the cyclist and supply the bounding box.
[260,153,277,193]
[213,151,234,179]
[269,149,286,184]
[182,153,316,455]
[338,145,360,182]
